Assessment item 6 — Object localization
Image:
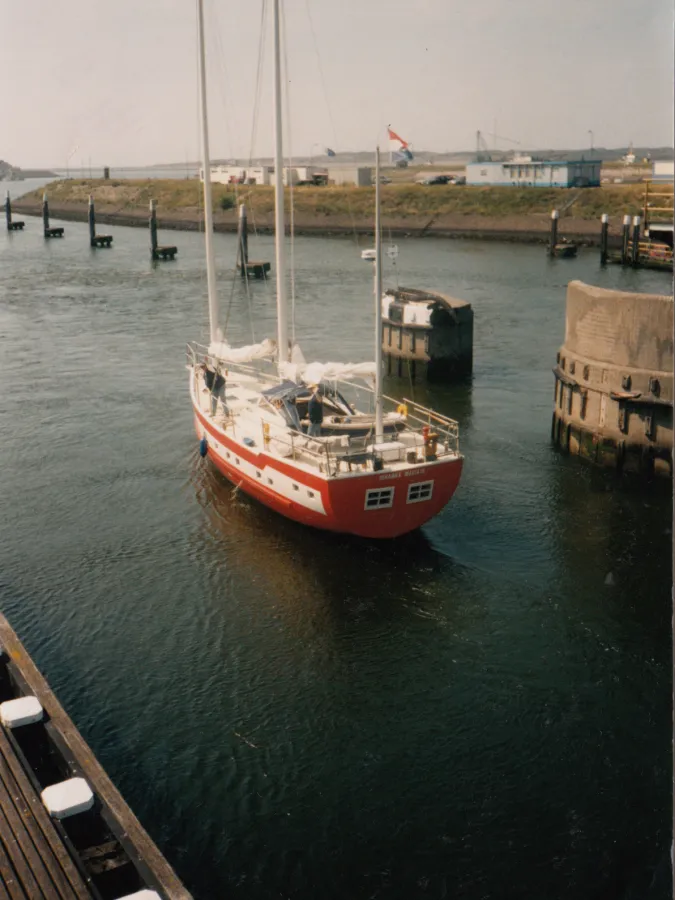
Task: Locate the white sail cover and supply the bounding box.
[280,358,377,385]
[207,338,277,363]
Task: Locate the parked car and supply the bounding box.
[379,175,392,184]
[419,175,450,186]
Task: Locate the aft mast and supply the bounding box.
[272,0,289,365]
[196,0,219,345]
[374,146,384,442]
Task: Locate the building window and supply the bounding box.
[407,481,434,503]
[398,328,403,350]
[411,331,417,353]
[365,488,394,510]
[388,326,392,347]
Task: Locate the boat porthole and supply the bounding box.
[256,471,261,478]
[292,484,299,491]
[267,478,273,485]
[308,490,314,498]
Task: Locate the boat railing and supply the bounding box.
[337,380,460,456]
[187,343,460,460]
[186,341,280,384]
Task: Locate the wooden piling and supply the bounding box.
[237,203,249,273]
[599,213,609,265]
[621,214,631,265]
[5,191,25,232]
[235,202,270,277]
[548,209,559,257]
[631,215,641,268]
[88,196,112,248]
[42,194,64,238]
[149,200,177,260]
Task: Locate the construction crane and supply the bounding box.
[475,130,521,162]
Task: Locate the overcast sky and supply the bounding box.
[2,0,672,168]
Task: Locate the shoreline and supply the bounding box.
[11,201,623,247]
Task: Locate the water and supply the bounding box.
[0,215,671,899]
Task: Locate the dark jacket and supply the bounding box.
[204,366,215,390]
[213,373,225,392]
[308,393,323,424]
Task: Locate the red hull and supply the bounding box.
[193,404,462,539]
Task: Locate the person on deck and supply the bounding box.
[210,366,227,417]
[308,385,323,437]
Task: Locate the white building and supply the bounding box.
[327,166,373,187]
[201,165,271,185]
[466,157,601,188]
[269,166,327,186]
[652,160,674,182]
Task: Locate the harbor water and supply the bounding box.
[0,203,671,899]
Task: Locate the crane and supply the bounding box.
[475,130,521,162]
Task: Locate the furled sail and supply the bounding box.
[207,338,277,363]
[280,357,377,385]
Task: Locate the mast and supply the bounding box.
[272,0,289,364]
[374,147,384,443]
[196,0,219,346]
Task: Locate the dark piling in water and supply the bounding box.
[5,191,25,231]
[599,213,609,265]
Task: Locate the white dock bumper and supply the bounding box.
[0,696,44,728]
[41,777,94,818]
[114,892,162,900]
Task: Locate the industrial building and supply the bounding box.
[466,157,601,187]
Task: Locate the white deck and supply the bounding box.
[190,361,461,481]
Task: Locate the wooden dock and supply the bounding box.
[239,260,271,279]
[152,246,177,261]
[0,614,192,900]
[44,227,65,239]
[7,221,25,232]
[90,235,113,248]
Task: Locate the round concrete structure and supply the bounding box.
[552,280,673,477]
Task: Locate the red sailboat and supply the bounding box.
[187,0,463,539]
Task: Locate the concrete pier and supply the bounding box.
[552,280,673,477]
[382,287,473,382]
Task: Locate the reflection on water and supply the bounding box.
[0,217,670,899]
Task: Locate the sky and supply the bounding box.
[2,0,673,168]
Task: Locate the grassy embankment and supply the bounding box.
[21,178,647,217]
[16,179,649,241]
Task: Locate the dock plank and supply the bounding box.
[0,797,41,899]
[0,833,27,900]
[0,732,88,900]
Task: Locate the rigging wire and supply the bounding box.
[208,0,236,161]
[281,0,297,346]
[303,0,361,249]
[248,0,268,167]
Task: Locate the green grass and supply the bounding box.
[20,178,649,221]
